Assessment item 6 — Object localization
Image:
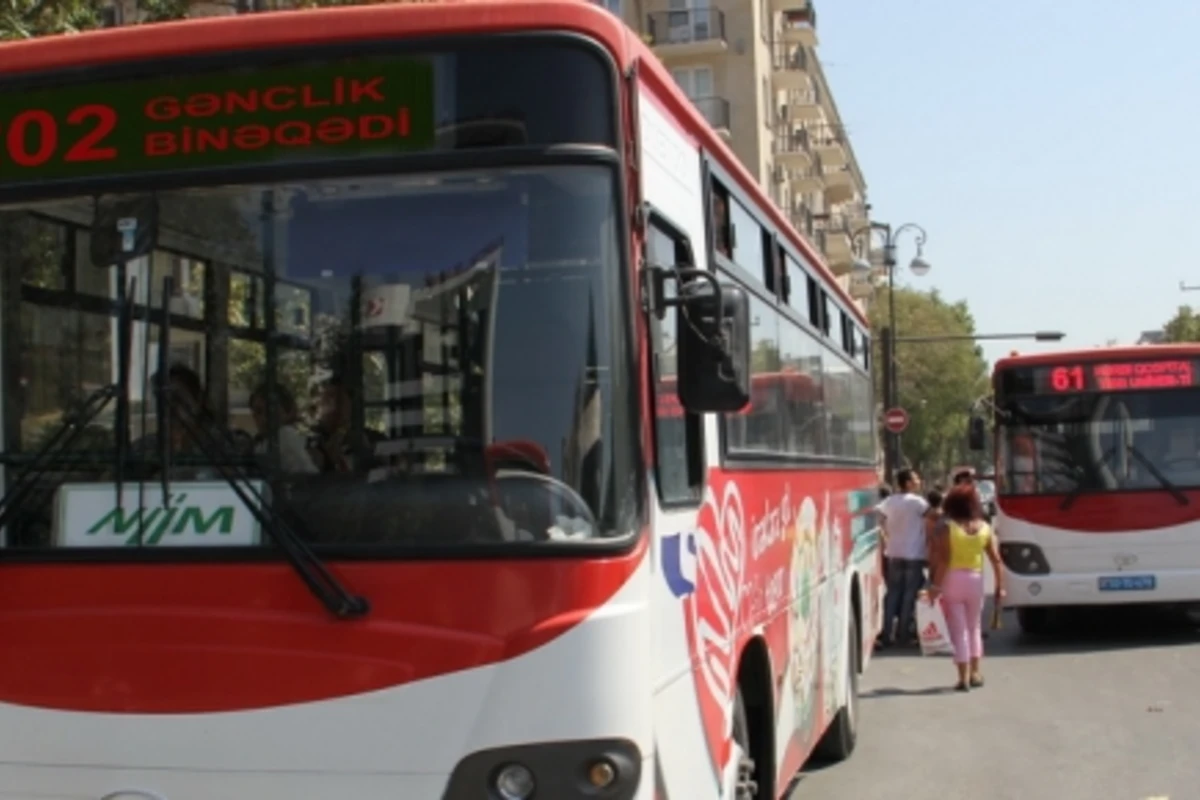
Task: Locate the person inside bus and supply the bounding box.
[710,190,731,258]
[927,484,1005,691]
[877,468,929,648]
[309,378,354,473]
[113,363,231,482]
[308,377,383,473]
[249,383,318,475]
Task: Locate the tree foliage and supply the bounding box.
[0,0,361,40]
[0,0,196,40]
[870,287,989,480]
[1160,305,1200,342]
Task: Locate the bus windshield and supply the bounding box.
[0,164,640,552]
[997,387,1200,496]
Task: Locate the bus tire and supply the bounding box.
[732,689,759,799]
[1017,607,1052,636]
[814,609,859,762]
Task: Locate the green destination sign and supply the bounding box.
[0,56,436,189]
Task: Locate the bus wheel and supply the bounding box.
[1017,607,1052,636]
[814,610,859,762]
[732,690,758,799]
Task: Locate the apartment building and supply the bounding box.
[98,0,871,301]
[618,0,873,304]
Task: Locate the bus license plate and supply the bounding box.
[1098,574,1156,592]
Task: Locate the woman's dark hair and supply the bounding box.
[926,489,944,509]
[942,484,983,522]
[167,363,203,401]
[152,363,208,417]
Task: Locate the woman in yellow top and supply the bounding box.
[928,484,1005,691]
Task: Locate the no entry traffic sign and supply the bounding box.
[883,407,910,434]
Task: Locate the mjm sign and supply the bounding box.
[55,482,263,547]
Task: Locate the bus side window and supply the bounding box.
[646,222,704,505]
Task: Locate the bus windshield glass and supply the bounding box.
[996,386,1200,496]
[0,164,639,552]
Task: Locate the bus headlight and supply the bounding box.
[1000,541,1051,575]
[494,763,536,799]
[444,738,641,800]
[587,757,618,789]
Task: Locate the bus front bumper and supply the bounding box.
[1005,569,1200,608]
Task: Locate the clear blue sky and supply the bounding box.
[816,0,1200,366]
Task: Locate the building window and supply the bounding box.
[671,65,714,100]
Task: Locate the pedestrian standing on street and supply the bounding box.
[854,484,893,583]
[923,488,944,585]
[951,467,993,639]
[927,484,1005,692]
[877,469,928,648]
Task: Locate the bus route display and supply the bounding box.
[1005,358,1200,395]
[0,56,436,188]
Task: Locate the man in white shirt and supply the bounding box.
[878,468,929,647]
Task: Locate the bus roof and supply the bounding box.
[0,0,866,325]
[994,343,1200,371]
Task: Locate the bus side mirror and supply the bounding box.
[967,415,988,452]
[677,280,751,413]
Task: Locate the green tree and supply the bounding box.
[1161,305,1200,342]
[0,0,194,39]
[870,287,989,480]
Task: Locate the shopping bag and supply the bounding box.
[915,592,954,657]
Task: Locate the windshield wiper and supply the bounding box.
[166,399,369,618]
[1125,443,1189,506]
[0,277,137,532]
[1059,444,1114,512]
[154,320,368,618]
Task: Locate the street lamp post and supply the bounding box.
[849,222,930,483]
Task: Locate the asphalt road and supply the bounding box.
[794,602,1200,800]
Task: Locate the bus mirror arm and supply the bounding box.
[666,269,752,414]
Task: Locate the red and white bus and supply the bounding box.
[976,345,1200,634]
[0,3,883,797]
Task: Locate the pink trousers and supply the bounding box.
[942,568,984,664]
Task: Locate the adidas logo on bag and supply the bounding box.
[921,622,941,641]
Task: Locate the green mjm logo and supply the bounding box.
[86,494,237,545]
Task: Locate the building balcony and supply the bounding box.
[820,226,853,270]
[810,125,846,167]
[691,96,732,139]
[787,168,823,194]
[823,168,855,205]
[776,2,818,47]
[792,202,815,238]
[778,89,824,124]
[773,125,811,168]
[771,42,810,92]
[645,9,727,58]
[841,200,869,231]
